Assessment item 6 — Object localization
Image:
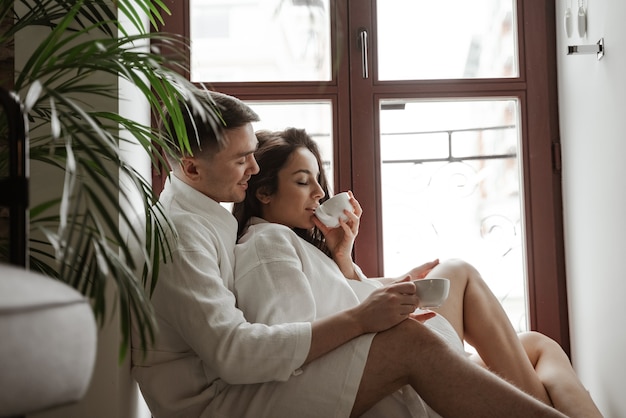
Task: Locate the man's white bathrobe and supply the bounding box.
[234,217,465,418]
[131,178,311,418]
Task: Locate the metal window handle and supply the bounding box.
[359,28,369,79]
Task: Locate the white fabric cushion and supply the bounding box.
[0,263,97,416]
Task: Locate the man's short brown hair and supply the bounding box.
[160,89,259,166]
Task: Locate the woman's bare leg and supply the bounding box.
[518,331,603,418]
[426,259,552,404]
[351,319,566,418]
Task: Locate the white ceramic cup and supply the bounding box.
[413,277,450,308]
[315,192,352,228]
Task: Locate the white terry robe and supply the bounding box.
[235,218,465,418]
[131,177,313,418]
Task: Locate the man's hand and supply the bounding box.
[351,281,424,334]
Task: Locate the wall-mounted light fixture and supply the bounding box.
[567,38,604,60]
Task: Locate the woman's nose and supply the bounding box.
[313,183,325,199]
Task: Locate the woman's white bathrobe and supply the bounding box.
[234,218,465,418]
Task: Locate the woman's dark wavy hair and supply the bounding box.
[232,127,332,256]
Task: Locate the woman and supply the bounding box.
[232,127,602,418]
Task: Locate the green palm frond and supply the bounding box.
[2,0,222,359]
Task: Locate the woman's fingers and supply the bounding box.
[409,311,436,323]
[339,210,359,235]
[347,190,363,217]
[403,259,440,280]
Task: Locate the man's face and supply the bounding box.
[181,123,259,203]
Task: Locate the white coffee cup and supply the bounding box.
[413,277,450,308]
[315,192,352,228]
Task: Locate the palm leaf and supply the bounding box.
[3,0,224,357]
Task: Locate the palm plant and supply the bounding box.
[0,0,221,358]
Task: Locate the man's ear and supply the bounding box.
[179,157,200,181]
[256,187,271,204]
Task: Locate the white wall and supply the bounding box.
[556,1,626,417]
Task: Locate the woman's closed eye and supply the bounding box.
[295,175,311,185]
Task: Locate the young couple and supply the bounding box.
[130,90,602,417]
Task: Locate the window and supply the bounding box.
[161,0,569,350]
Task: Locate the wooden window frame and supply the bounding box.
[157,0,569,352]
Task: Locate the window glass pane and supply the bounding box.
[190,0,331,82]
[246,101,334,193]
[380,99,527,331]
[376,0,517,80]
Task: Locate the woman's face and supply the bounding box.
[259,147,325,229]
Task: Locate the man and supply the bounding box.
[131,89,566,417]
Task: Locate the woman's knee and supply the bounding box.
[518,331,566,364]
[438,258,471,271]
[519,331,560,351]
[431,258,483,290]
[437,258,479,277]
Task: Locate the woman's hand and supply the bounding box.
[350,279,435,334]
[401,259,440,281]
[410,310,437,323]
[313,191,362,279]
[373,259,441,286]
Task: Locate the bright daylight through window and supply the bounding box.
[190,0,527,332]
